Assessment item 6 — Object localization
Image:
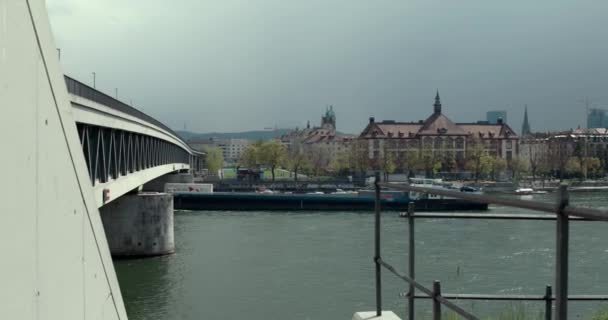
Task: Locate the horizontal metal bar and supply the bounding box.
[410,294,608,301]
[400,212,588,221]
[379,259,479,320]
[380,183,608,221]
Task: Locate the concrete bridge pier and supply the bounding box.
[100,192,175,257]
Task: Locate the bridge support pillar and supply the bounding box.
[100,192,175,257]
[142,172,194,192]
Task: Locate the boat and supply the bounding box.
[514,188,534,195]
[170,178,488,212]
[514,188,548,195]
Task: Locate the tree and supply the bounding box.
[509,157,528,182]
[440,151,457,173]
[419,147,442,178]
[586,157,602,178]
[489,156,507,181]
[308,144,332,177]
[259,140,287,182]
[286,141,309,182]
[240,141,263,170]
[565,157,582,177]
[349,140,370,177]
[402,150,421,178]
[202,146,223,176]
[378,149,396,182]
[465,139,492,182]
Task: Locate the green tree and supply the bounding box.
[489,156,507,181]
[509,157,528,182]
[403,150,421,178]
[465,139,492,182]
[349,140,370,177]
[420,147,442,178]
[259,140,287,181]
[202,146,223,176]
[286,141,309,182]
[565,157,582,177]
[586,157,602,178]
[378,149,396,182]
[240,141,263,170]
[307,144,332,177]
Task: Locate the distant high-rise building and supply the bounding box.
[587,108,607,129]
[486,110,507,124]
[521,105,531,136]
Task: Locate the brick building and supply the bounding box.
[358,92,519,170]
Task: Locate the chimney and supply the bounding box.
[369,117,375,124]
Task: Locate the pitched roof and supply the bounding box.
[457,123,517,139]
[417,113,467,136]
[360,122,422,138]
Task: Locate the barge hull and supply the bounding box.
[173,193,488,212]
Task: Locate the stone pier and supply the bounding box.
[100,192,175,257]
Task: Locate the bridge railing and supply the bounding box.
[372,176,608,320]
[64,75,186,148]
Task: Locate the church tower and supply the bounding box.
[321,105,336,130]
[522,105,531,136]
[434,90,442,114]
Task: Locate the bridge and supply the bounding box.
[65,75,203,208]
[1,1,203,319]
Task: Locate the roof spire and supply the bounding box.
[433,90,442,114]
[522,104,531,136]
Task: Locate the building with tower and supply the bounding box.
[358,91,519,171]
[279,106,355,157]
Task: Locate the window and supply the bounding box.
[434,137,443,149]
[455,137,464,149]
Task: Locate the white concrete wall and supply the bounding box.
[0,0,127,318]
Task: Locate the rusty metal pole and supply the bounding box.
[408,202,415,320]
[555,184,569,320]
[545,285,553,320]
[374,172,382,316]
[432,280,442,320]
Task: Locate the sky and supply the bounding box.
[47,0,608,134]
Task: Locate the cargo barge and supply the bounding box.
[172,191,488,212]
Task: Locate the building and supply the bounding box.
[519,128,608,178]
[188,138,250,164]
[359,92,519,171]
[587,108,607,129]
[486,110,507,124]
[521,105,532,136]
[279,106,356,158]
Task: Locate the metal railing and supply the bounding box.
[64,75,189,150]
[372,174,608,320]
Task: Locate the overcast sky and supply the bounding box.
[47,0,608,134]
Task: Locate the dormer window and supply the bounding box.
[437,128,448,135]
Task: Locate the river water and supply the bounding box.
[114,192,608,320]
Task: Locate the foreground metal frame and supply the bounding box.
[372,176,608,320]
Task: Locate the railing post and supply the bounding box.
[555,184,569,320]
[374,172,382,316]
[407,202,415,320]
[432,280,442,320]
[545,285,553,320]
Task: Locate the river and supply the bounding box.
[114,191,608,320]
